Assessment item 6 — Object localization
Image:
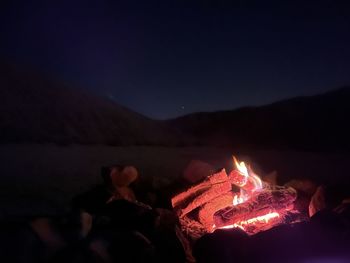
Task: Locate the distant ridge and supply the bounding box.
[0,62,168,145]
[1,62,349,151]
[168,86,350,151]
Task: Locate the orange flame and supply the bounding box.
[233,156,249,179]
[233,156,263,190]
[232,195,245,206]
[232,156,264,206]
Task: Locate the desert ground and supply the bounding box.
[1,144,349,219]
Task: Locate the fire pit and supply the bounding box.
[172,156,302,241]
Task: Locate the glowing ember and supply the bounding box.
[217,212,280,231]
[246,167,263,191]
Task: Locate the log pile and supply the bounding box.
[172,164,300,241]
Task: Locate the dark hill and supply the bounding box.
[1,62,349,151]
[0,63,168,145]
[168,87,350,151]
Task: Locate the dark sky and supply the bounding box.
[1,0,350,119]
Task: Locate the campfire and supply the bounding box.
[172,156,301,240]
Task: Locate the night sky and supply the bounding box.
[1,0,350,119]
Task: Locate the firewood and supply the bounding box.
[198,192,235,231]
[171,183,211,209]
[171,169,229,210]
[183,160,215,184]
[213,187,297,230]
[176,181,232,218]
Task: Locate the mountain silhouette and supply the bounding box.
[168,87,350,151]
[0,62,167,145]
[1,62,349,151]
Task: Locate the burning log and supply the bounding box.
[197,192,234,231]
[213,186,297,234]
[171,169,231,218]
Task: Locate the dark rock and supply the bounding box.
[0,221,46,263]
[183,160,215,184]
[101,165,138,188]
[49,244,103,263]
[98,199,157,237]
[153,209,185,263]
[284,179,317,196]
[71,185,111,215]
[193,229,249,263]
[310,209,345,233]
[309,186,326,217]
[88,230,155,263]
[30,217,65,252]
